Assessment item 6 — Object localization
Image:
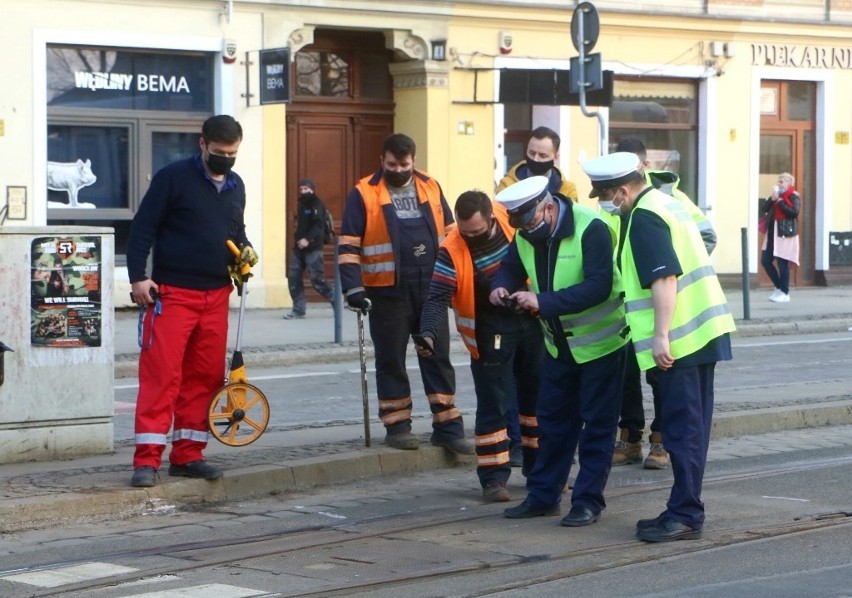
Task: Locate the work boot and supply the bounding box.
[643,432,670,469]
[482,481,511,503]
[612,429,643,466]
[385,432,420,450]
[130,466,159,487]
[168,460,223,479]
[431,435,475,455]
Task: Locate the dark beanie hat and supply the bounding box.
[299,178,316,192]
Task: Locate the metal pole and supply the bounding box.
[577,8,606,156]
[741,227,751,320]
[333,245,343,344]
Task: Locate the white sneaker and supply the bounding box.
[770,291,790,303]
[768,288,782,301]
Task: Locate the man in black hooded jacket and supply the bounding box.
[284,178,334,319]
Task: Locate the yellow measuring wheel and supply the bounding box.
[208,240,270,446]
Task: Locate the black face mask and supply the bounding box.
[384,169,412,188]
[519,216,550,243]
[206,152,236,175]
[463,228,492,249]
[299,192,316,201]
[526,158,554,176]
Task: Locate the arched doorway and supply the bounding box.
[286,29,395,300]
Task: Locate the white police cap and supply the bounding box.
[581,152,642,198]
[495,176,550,227]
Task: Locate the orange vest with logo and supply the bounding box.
[355,173,449,287]
[442,202,513,359]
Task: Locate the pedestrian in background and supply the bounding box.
[126,114,258,488]
[582,152,735,543]
[493,175,628,528]
[283,178,334,319]
[760,172,800,303]
[418,190,543,502]
[338,133,473,455]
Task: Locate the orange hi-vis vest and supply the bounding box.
[442,202,513,359]
[353,172,449,287]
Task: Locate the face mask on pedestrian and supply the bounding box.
[526,158,554,176]
[205,151,236,176]
[384,169,412,188]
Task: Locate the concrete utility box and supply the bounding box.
[0,226,114,464]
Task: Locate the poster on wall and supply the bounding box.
[30,236,102,348]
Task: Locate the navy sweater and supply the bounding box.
[127,156,250,289]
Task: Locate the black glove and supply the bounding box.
[346,291,370,311]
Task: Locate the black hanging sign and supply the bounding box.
[259,48,291,105]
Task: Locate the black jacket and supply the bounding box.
[760,191,800,238]
[294,192,326,251]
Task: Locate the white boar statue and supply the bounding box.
[47,159,97,208]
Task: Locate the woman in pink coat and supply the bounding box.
[760,172,800,303]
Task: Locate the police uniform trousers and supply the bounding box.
[133,284,231,469]
[618,342,662,437]
[525,345,626,512]
[655,362,715,529]
[470,312,543,488]
[366,269,463,440]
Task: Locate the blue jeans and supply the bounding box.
[761,232,789,294]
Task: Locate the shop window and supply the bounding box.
[609,78,699,202]
[46,44,212,264]
[47,124,130,210]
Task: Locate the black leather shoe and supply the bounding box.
[168,460,223,480]
[504,500,560,519]
[636,517,702,542]
[636,514,665,531]
[130,466,159,487]
[560,505,600,527]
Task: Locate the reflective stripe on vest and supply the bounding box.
[622,188,736,370]
[355,173,446,287]
[516,202,628,363]
[443,201,514,359]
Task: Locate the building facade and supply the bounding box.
[1,0,850,309]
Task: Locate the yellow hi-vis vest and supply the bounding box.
[621,188,736,371]
[354,173,448,287]
[516,203,628,362]
[442,202,514,359]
